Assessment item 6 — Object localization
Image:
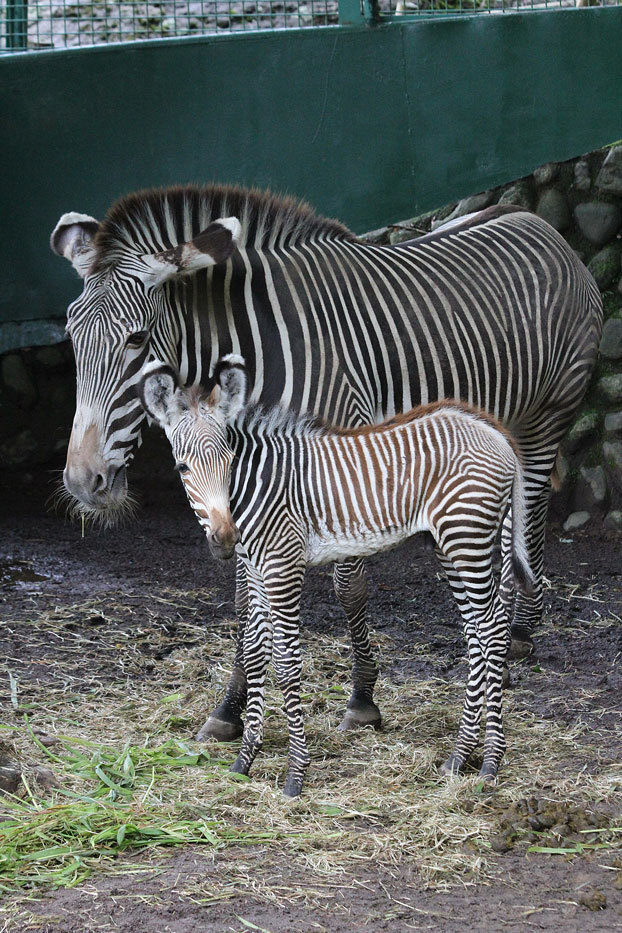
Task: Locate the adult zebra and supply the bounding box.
[51,185,602,739]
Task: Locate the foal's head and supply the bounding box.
[138,355,247,560]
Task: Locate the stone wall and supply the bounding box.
[0,342,75,471]
[362,144,622,533]
[1,144,621,529]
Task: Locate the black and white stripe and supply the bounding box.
[53,185,603,736]
[139,357,534,795]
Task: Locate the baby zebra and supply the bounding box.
[138,355,534,797]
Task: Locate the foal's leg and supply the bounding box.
[333,559,382,731]
[196,559,248,742]
[436,543,511,780]
[230,568,273,776]
[263,561,309,797]
[434,548,487,775]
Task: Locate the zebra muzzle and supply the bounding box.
[207,518,240,560]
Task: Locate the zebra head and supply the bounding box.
[138,355,247,560]
[51,211,241,521]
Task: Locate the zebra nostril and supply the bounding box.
[92,471,107,494]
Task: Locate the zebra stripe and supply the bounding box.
[54,185,602,736]
[138,357,533,796]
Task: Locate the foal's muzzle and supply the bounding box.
[208,524,241,560]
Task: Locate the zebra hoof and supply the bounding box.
[283,774,304,798]
[508,626,534,660]
[230,756,250,776]
[440,754,464,778]
[195,715,244,742]
[337,700,382,732]
[477,763,498,785]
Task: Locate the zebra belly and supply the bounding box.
[306,522,424,566]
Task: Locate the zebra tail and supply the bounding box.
[510,458,536,596]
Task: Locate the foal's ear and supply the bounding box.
[137,361,183,428]
[209,354,247,422]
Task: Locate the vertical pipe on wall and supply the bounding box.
[6,0,28,50]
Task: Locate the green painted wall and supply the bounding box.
[1,10,622,342]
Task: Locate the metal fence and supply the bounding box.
[1,0,620,51]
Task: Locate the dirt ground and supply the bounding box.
[1,432,621,932]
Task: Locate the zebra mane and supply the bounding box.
[230,399,521,460]
[232,404,328,439]
[92,185,356,271]
[332,400,522,460]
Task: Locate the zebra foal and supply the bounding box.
[139,356,534,797]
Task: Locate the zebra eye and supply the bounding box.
[176,462,190,474]
[126,330,148,348]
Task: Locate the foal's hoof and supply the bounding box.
[440,754,464,778]
[337,699,382,732]
[283,774,304,798]
[229,755,250,776]
[195,715,244,742]
[508,626,534,660]
[477,762,498,785]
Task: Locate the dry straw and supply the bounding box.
[1,586,620,910]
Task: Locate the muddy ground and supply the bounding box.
[1,431,621,932]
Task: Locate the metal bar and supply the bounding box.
[338,0,373,24]
[6,0,28,49]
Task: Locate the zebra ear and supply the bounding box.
[137,361,182,428]
[51,212,100,278]
[139,217,242,287]
[210,354,247,422]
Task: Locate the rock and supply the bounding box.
[1,353,37,408]
[498,182,533,210]
[599,318,622,360]
[0,754,21,795]
[555,453,569,487]
[574,202,622,246]
[603,440,622,471]
[33,766,60,791]
[604,510,622,531]
[587,243,622,290]
[574,466,607,510]
[578,887,607,911]
[595,145,622,195]
[563,511,590,532]
[360,226,391,245]
[564,411,599,453]
[598,374,622,403]
[438,191,495,226]
[389,225,419,245]
[535,189,570,232]
[574,160,591,192]
[0,429,39,468]
[604,411,622,433]
[533,162,559,186]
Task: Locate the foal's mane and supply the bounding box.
[331,400,522,459]
[92,185,356,271]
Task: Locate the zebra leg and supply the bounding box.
[262,562,309,797]
[230,570,273,777]
[333,559,382,732]
[507,482,550,655]
[502,424,566,658]
[434,548,486,775]
[196,558,248,742]
[478,597,512,781]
